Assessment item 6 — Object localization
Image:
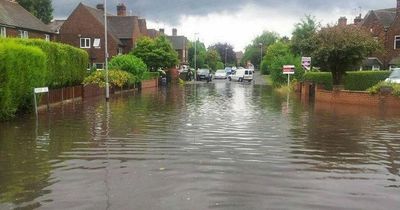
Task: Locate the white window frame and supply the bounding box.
[19,30,28,38]
[0,27,6,37]
[118,47,123,55]
[94,63,104,70]
[394,35,400,49]
[93,38,101,48]
[45,34,50,41]
[80,38,91,48]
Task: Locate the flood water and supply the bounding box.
[0,81,399,210]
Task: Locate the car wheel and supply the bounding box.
[229,77,231,81]
[239,78,243,82]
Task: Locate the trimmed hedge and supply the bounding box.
[143,72,160,80]
[0,42,47,119]
[343,71,390,91]
[109,55,147,82]
[0,38,89,88]
[303,71,390,91]
[83,69,135,88]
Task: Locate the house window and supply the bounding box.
[93,38,101,48]
[19,30,28,38]
[0,27,6,37]
[395,36,400,49]
[118,47,123,55]
[80,38,91,48]
[45,34,50,41]
[94,63,104,70]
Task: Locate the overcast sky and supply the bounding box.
[54,0,395,51]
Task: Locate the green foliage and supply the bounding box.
[131,36,179,71]
[368,81,400,96]
[83,69,135,88]
[216,61,224,70]
[344,71,390,91]
[303,71,390,91]
[260,58,269,75]
[0,42,46,119]
[311,25,382,85]
[291,15,319,56]
[205,49,222,71]
[109,54,147,82]
[242,31,279,69]
[16,0,53,24]
[1,38,89,88]
[208,43,237,66]
[263,42,302,86]
[143,72,160,80]
[303,72,333,90]
[188,40,207,69]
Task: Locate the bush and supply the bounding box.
[344,71,390,91]
[0,42,46,119]
[0,38,89,88]
[143,72,160,80]
[303,72,333,90]
[368,81,400,96]
[260,59,269,75]
[303,71,390,91]
[83,69,135,88]
[109,55,147,82]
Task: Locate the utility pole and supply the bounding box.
[194,33,198,81]
[259,43,263,71]
[104,0,110,101]
[225,47,228,67]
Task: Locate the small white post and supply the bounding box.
[34,92,38,117]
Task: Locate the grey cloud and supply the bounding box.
[53,0,395,25]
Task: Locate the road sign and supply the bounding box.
[283,65,295,75]
[302,57,311,70]
[34,87,49,94]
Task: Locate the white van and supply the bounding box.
[229,69,253,82]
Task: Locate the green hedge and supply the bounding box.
[343,71,390,91]
[303,71,390,91]
[0,42,46,119]
[0,38,88,88]
[142,72,160,80]
[109,54,147,82]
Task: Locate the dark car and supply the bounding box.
[196,69,212,82]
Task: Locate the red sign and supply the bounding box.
[283,65,295,75]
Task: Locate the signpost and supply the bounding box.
[283,65,295,88]
[301,57,312,71]
[33,87,49,116]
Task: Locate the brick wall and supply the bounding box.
[3,27,55,41]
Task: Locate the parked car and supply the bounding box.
[229,69,253,82]
[214,69,227,79]
[385,69,400,83]
[197,69,212,82]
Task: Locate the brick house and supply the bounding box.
[0,0,55,41]
[59,3,149,69]
[164,28,189,66]
[358,0,400,69]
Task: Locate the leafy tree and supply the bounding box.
[242,31,279,69]
[131,36,179,71]
[188,40,207,69]
[205,49,222,71]
[17,0,53,24]
[109,54,147,82]
[291,15,320,56]
[216,61,224,70]
[263,41,303,86]
[208,43,236,66]
[311,25,381,85]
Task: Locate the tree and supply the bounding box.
[208,43,236,66]
[291,15,320,56]
[131,36,179,71]
[311,25,381,86]
[188,40,207,69]
[242,31,279,69]
[17,0,53,24]
[263,41,303,86]
[205,49,222,71]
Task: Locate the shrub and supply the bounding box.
[0,38,89,88]
[143,72,160,80]
[303,72,333,90]
[344,71,390,91]
[109,55,147,82]
[0,42,46,119]
[368,81,400,97]
[83,69,135,88]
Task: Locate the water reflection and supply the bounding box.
[0,82,399,209]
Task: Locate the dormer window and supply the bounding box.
[80,38,91,48]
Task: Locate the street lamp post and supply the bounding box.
[225,47,228,67]
[104,0,110,101]
[259,43,263,71]
[194,33,199,81]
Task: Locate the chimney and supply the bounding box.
[172,28,177,36]
[354,14,363,25]
[338,17,347,26]
[96,4,104,11]
[117,3,126,16]
[159,28,165,35]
